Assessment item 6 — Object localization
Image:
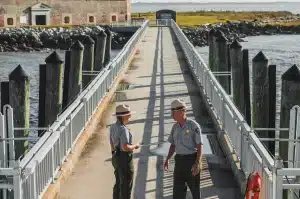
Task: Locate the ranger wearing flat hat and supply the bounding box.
[109,104,140,199]
[164,99,203,199]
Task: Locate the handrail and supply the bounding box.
[3,20,150,199]
[169,19,278,198]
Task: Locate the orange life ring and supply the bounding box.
[245,172,261,199]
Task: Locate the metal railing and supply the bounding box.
[168,19,286,199]
[2,18,300,199]
[109,20,145,27]
[0,20,149,199]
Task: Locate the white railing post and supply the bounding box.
[274,158,283,199]
[13,161,22,199]
[4,105,15,167]
[0,112,7,168]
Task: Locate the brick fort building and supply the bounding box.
[0,0,131,27]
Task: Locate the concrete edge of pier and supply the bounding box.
[41,32,144,199]
[184,55,247,195]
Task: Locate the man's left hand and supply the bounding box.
[191,163,201,176]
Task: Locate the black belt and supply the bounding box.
[175,152,197,157]
[112,147,133,155]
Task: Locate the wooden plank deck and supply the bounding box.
[57,27,243,199]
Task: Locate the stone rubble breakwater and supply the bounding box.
[0,25,131,52]
[182,20,300,47]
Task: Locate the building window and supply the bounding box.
[64,16,70,24]
[7,18,13,25]
[111,15,116,22]
[89,16,94,23]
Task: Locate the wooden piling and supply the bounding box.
[8,65,30,159]
[230,39,244,113]
[252,51,269,148]
[82,35,95,88]
[279,64,300,165]
[104,28,112,66]
[62,50,71,110]
[208,28,216,71]
[1,82,9,114]
[227,44,231,95]
[268,65,276,155]
[213,30,224,72]
[215,34,230,93]
[68,40,84,103]
[94,31,107,71]
[39,52,64,137]
[242,49,251,125]
[38,64,46,137]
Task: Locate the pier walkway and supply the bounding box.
[57,27,242,199]
[1,20,296,199]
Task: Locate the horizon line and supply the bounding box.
[132,1,300,3]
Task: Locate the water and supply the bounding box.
[132,2,300,14]
[0,50,120,128]
[196,34,300,144]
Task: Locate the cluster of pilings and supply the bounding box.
[208,29,300,163]
[0,29,112,161]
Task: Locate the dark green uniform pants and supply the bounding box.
[119,151,134,199]
[112,150,120,199]
[173,153,200,199]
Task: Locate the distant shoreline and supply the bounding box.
[132,2,300,4]
[131,2,300,14]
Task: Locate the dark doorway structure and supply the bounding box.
[35,15,46,25]
[156,9,176,22]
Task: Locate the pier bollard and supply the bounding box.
[208,28,215,71]
[94,30,107,71]
[68,40,84,102]
[104,28,112,67]
[252,51,269,148]
[213,29,224,72]
[215,34,230,93]
[82,35,95,88]
[62,50,71,110]
[1,81,9,114]
[39,52,64,137]
[280,64,300,165]
[227,44,231,94]
[230,39,244,113]
[242,49,251,126]
[38,64,46,137]
[268,65,276,155]
[9,65,30,159]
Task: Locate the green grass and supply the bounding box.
[132,11,300,27]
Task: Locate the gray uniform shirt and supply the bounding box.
[167,118,203,155]
[109,122,122,149]
[110,121,133,152]
[119,126,133,152]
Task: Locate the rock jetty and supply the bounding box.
[183,20,300,47]
[0,25,131,52]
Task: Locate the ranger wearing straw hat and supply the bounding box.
[109,104,140,199]
[164,99,203,199]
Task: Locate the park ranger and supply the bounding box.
[110,104,140,199]
[164,99,203,199]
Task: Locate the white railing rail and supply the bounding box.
[169,19,284,199]
[2,18,300,199]
[0,20,149,199]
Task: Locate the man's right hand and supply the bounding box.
[164,160,169,172]
[135,143,140,149]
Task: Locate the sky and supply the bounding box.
[132,0,300,2]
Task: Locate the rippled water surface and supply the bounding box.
[197,34,300,132]
[0,50,120,129]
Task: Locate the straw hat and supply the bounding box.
[113,104,135,116]
[171,99,190,111]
